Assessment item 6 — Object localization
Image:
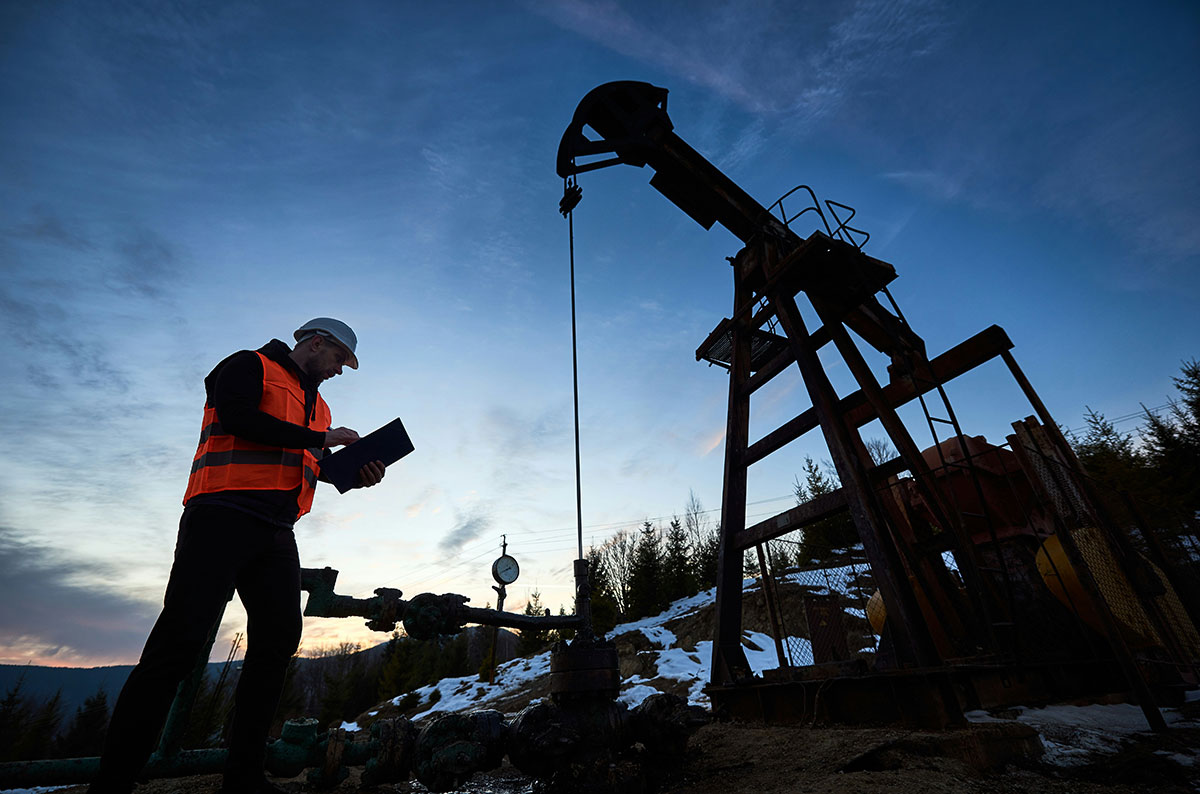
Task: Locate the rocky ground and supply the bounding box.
[38,582,1200,794]
[50,706,1200,794]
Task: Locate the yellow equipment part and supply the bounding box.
[864,531,1200,663]
[1036,528,1200,657]
[867,589,886,635]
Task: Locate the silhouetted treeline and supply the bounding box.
[0,678,110,761]
[561,490,721,636]
[1071,358,1200,545]
[571,473,877,647]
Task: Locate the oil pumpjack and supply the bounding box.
[556,81,1199,730]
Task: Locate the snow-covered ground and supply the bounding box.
[376,583,811,721]
[966,697,1199,766]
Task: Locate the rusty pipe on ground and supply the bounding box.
[0,718,351,789]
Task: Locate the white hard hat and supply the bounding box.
[293,317,359,369]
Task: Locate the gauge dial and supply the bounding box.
[491,554,520,585]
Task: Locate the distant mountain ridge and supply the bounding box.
[0,659,240,717]
[0,627,518,720]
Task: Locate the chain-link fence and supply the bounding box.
[752,537,879,668]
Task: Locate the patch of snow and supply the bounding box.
[368,710,378,716]
[406,649,554,721]
[618,684,661,708]
[0,788,71,794]
[612,589,715,637]
[966,702,1195,767]
[339,720,360,732]
[651,644,711,706]
[1155,749,1196,767]
[640,624,676,648]
[743,631,783,671]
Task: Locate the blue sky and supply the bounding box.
[1,0,1196,666]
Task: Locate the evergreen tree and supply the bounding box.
[313,642,368,729]
[12,689,63,761]
[628,521,665,619]
[0,678,31,761]
[584,546,620,635]
[378,632,473,703]
[660,517,693,603]
[1069,360,1200,537]
[554,605,576,642]
[56,688,109,758]
[793,456,858,565]
[518,590,552,655]
[177,668,239,750]
[1141,359,1200,528]
[692,521,721,590]
[377,630,411,701]
[743,548,761,579]
[1072,406,1152,529]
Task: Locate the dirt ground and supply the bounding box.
[54,715,1200,794]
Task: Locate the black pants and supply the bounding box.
[94,505,303,787]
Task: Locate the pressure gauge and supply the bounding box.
[491,554,520,585]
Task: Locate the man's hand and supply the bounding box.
[325,427,360,448]
[357,460,386,488]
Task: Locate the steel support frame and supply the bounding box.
[709,239,949,685]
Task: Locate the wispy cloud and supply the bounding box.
[10,207,95,251]
[438,501,494,554]
[405,484,443,519]
[523,0,779,113]
[881,170,963,202]
[527,0,953,125]
[114,227,180,298]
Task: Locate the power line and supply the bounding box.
[1063,402,1172,436]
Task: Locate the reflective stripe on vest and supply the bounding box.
[183,352,331,517]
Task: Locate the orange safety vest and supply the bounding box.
[183,352,331,518]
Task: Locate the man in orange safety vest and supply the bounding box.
[89,318,385,794]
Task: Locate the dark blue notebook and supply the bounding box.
[318,417,414,493]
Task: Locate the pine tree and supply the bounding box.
[0,678,31,761]
[692,521,721,590]
[554,605,576,642]
[377,630,412,701]
[518,590,551,655]
[1072,406,1152,529]
[313,642,366,729]
[794,456,858,566]
[1141,359,1200,529]
[56,688,109,758]
[628,521,665,619]
[663,517,694,603]
[13,690,63,761]
[743,548,761,579]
